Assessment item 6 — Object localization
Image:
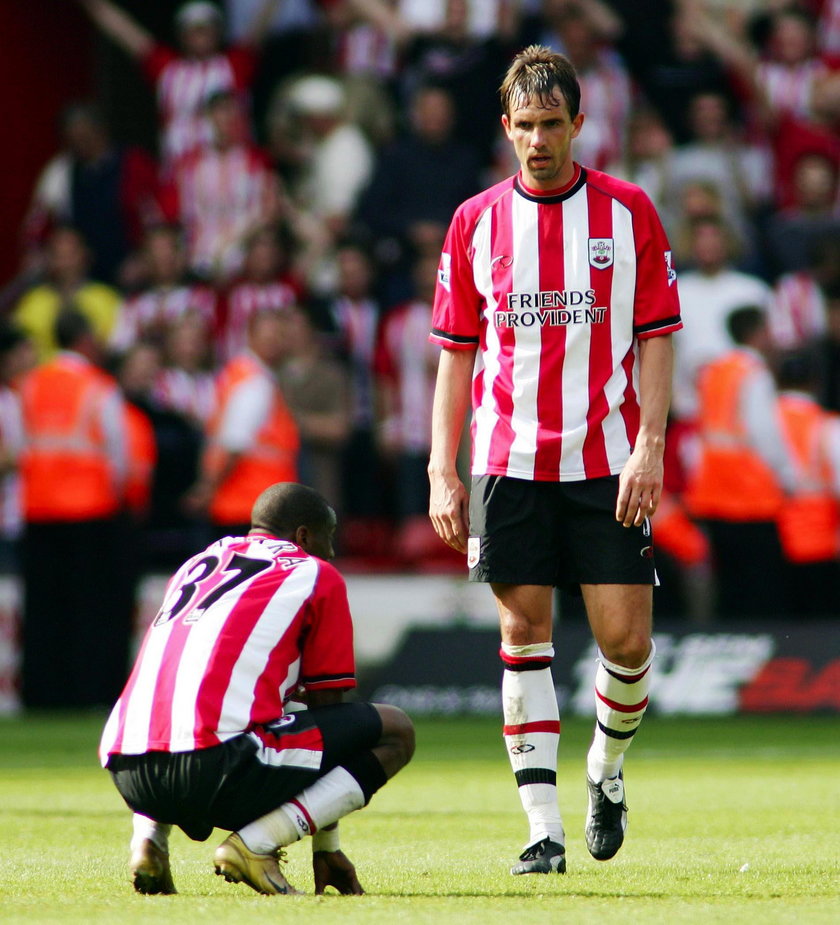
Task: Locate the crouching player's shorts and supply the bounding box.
[107,702,383,840]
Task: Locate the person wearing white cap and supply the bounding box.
[77,0,281,163]
[279,74,374,246]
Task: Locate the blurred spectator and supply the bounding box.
[671,90,773,259]
[188,310,299,535]
[776,349,840,615]
[349,0,509,40]
[355,84,482,303]
[398,0,517,166]
[220,224,303,359]
[763,151,840,277]
[272,75,374,263]
[672,215,772,421]
[110,224,217,351]
[19,310,131,708]
[277,306,351,512]
[78,0,282,163]
[606,106,678,232]
[523,0,632,170]
[817,281,840,413]
[373,251,441,560]
[0,325,34,572]
[768,237,840,349]
[21,102,162,286]
[312,242,382,521]
[166,89,282,281]
[113,342,160,522]
[612,0,732,144]
[685,306,798,619]
[154,310,218,428]
[14,226,123,361]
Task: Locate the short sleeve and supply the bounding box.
[430,206,482,350]
[631,193,683,340]
[300,562,356,691]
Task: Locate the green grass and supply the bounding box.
[1,713,838,923]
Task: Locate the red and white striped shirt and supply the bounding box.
[99,533,355,764]
[768,271,827,349]
[222,278,300,359]
[143,44,257,164]
[111,284,217,351]
[171,145,279,279]
[431,165,682,482]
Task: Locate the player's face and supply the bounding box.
[502,94,584,191]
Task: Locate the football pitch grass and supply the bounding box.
[0,713,837,924]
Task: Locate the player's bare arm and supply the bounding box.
[428,347,475,553]
[616,334,674,527]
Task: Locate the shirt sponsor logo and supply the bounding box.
[589,238,614,269]
[438,252,452,291]
[665,250,676,286]
[495,306,607,328]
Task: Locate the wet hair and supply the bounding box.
[250,482,333,537]
[499,45,581,119]
[726,306,766,346]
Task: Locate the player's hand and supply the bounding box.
[428,469,469,553]
[312,850,364,895]
[616,443,663,528]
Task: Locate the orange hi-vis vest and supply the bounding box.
[205,354,299,525]
[20,354,121,521]
[777,393,840,563]
[686,350,785,522]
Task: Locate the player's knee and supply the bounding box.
[599,630,651,670]
[373,703,415,767]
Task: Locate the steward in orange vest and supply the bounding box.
[189,311,299,529]
[19,309,132,708]
[775,351,840,615]
[684,307,797,618]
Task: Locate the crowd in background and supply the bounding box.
[2,0,840,633]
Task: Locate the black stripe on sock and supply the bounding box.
[340,750,388,804]
[597,720,637,741]
[604,665,649,684]
[514,768,556,787]
[501,660,553,672]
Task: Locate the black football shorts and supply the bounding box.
[107,702,382,841]
[468,474,656,590]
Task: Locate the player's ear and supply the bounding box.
[294,525,310,550]
[501,113,512,140]
[571,112,584,138]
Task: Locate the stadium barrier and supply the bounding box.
[0,573,836,715]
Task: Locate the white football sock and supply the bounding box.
[586,641,656,783]
[238,766,365,854]
[130,813,171,853]
[501,642,564,847]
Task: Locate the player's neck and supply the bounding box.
[519,163,581,197]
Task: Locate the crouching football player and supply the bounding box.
[100,482,415,895]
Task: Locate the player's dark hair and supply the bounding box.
[54,308,93,350]
[250,482,333,538]
[499,45,581,119]
[726,306,766,346]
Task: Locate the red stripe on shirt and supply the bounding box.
[486,194,517,474]
[582,185,613,477]
[533,198,566,477]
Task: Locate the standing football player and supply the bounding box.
[428,45,681,873]
[101,481,414,895]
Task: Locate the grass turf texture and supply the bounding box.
[0,714,837,924]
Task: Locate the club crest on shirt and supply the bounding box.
[588,238,614,269]
[467,536,480,569]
